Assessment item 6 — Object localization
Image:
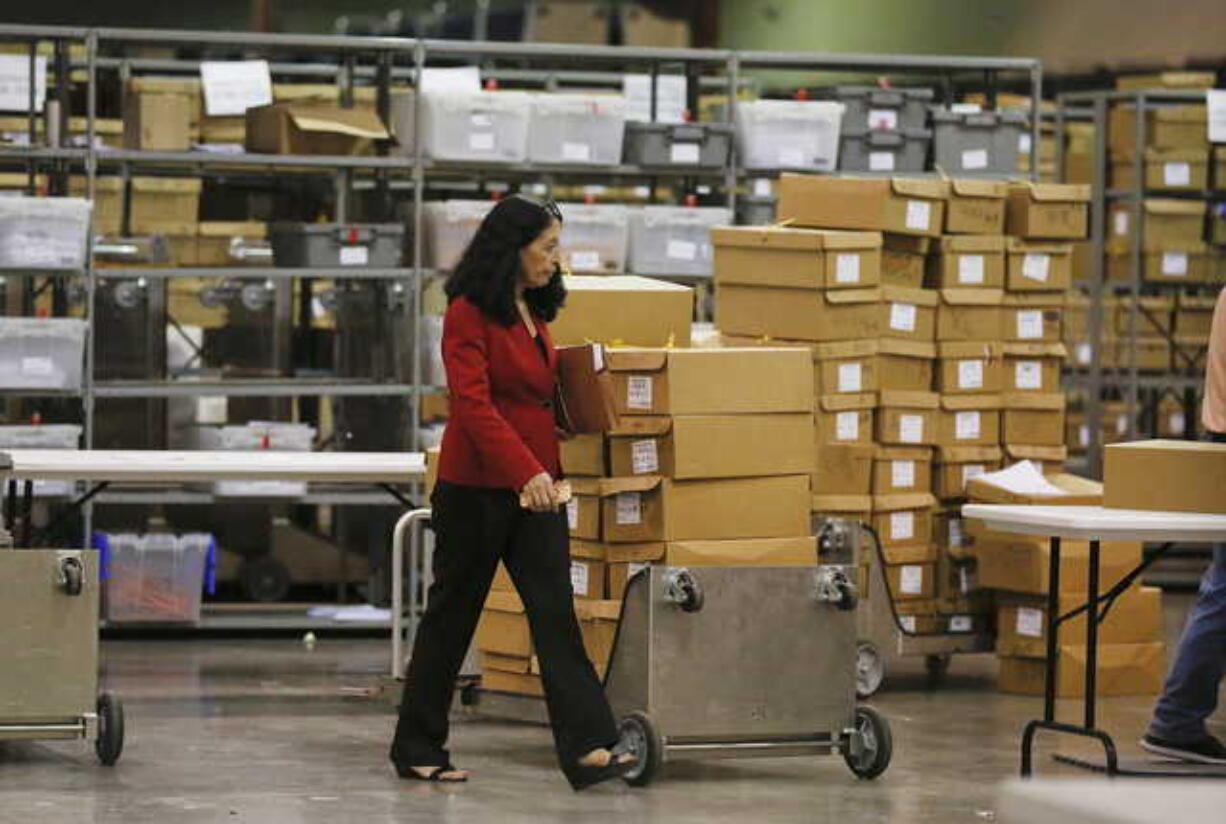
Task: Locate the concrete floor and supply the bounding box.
[0,594,1222,824]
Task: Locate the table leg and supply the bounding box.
[1044,536,1061,723]
[5,479,15,538]
[20,479,32,547]
[1085,539,1100,731]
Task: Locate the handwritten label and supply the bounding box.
[1016,607,1044,638]
[958,254,985,284]
[1015,361,1043,389]
[890,511,915,541]
[200,60,273,116]
[869,151,895,172]
[630,439,659,474]
[835,253,861,284]
[891,460,915,489]
[339,246,369,266]
[626,375,653,410]
[670,142,700,164]
[890,302,917,332]
[955,411,981,441]
[900,565,924,595]
[962,148,989,170]
[615,491,642,525]
[958,359,985,390]
[570,562,590,597]
[566,499,579,530]
[905,200,931,231]
[1022,253,1050,282]
[838,363,863,393]
[836,411,859,441]
[899,414,924,444]
[1017,310,1044,340]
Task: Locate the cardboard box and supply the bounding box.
[1176,294,1217,337]
[1113,297,1175,337]
[569,558,607,599]
[192,221,267,267]
[882,562,936,600]
[551,276,693,348]
[815,393,875,446]
[1003,293,1063,342]
[815,442,874,496]
[124,77,198,150]
[1107,246,1213,283]
[936,508,973,556]
[1005,239,1073,292]
[565,483,602,540]
[776,174,949,237]
[1002,444,1067,476]
[944,179,1008,234]
[129,177,202,236]
[928,235,1006,289]
[482,651,532,674]
[711,226,883,290]
[895,613,943,634]
[575,599,621,675]
[934,445,1003,500]
[937,394,1001,448]
[937,341,1003,394]
[1111,149,1210,193]
[606,347,813,416]
[475,590,531,657]
[966,468,1101,506]
[1002,343,1065,393]
[561,433,606,477]
[871,446,933,495]
[556,343,618,434]
[871,491,935,549]
[574,539,660,564]
[1109,103,1208,156]
[1116,72,1216,91]
[1104,440,1226,514]
[662,536,818,567]
[67,176,123,235]
[481,669,545,697]
[1005,183,1090,239]
[811,494,872,520]
[1002,393,1066,446]
[936,289,1004,342]
[245,102,390,155]
[1107,199,1206,252]
[814,339,936,395]
[969,535,1143,596]
[891,596,941,615]
[996,586,1163,658]
[997,642,1165,697]
[607,561,651,599]
[876,390,939,446]
[880,234,931,288]
[606,413,814,480]
[716,284,937,343]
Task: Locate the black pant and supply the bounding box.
[389,480,618,781]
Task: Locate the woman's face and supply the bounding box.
[518,218,561,292]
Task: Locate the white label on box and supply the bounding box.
[1114,211,1129,236]
[20,356,53,377]
[900,565,924,595]
[899,615,917,633]
[752,178,773,197]
[200,60,273,116]
[1170,411,1187,435]
[1117,414,1128,436]
[961,148,990,170]
[1209,89,1226,143]
[900,414,924,444]
[905,200,931,231]
[1016,361,1043,389]
[591,344,605,372]
[891,460,915,489]
[196,395,228,424]
[1016,607,1044,638]
[627,375,653,410]
[955,411,981,441]
[890,511,915,541]
[570,562,590,597]
[1018,133,1033,154]
[958,254,985,285]
[890,302,917,332]
[469,132,496,151]
[470,113,494,128]
[1022,253,1051,282]
[778,147,806,167]
[1079,424,1090,448]
[633,185,651,198]
[566,498,579,530]
[570,250,601,270]
[1162,252,1188,276]
[339,246,369,266]
[669,142,701,164]
[838,362,863,393]
[667,239,698,261]
[961,464,987,488]
[1076,343,1092,365]
[958,359,985,390]
[869,151,896,172]
[836,411,859,441]
[1017,310,1044,340]
[0,54,47,112]
[868,108,898,130]
[1164,161,1191,187]
[949,517,965,547]
[951,103,982,114]
[959,566,972,594]
[562,141,592,162]
[615,491,642,525]
[835,253,861,284]
[631,439,659,474]
[950,615,973,633]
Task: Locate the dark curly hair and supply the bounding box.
[444,194,567,326]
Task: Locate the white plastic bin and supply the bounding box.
[559,203,630,273]
[213,421,316,497]
[422,200,496,272]
[735,101,844,171]
[527,94,627,166]
[0,423,82,496]
[629,206,732,277]
[0,196,92,270]
[420,91,532,163]
[102,532,210,624]
[0,318,88,391]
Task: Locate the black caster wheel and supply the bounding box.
[618,711,662,787]
[238,556,291,603]
[459,682,480,707]
[843,706,891,780]
[925,653,952,685]
[856,642,884,699]
[61,556,83,596]
[95,692,124,766]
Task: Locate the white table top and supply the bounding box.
[0,449,426,483]
[962,504,1226,543]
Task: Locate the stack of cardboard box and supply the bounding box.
[1108,102,1210,198]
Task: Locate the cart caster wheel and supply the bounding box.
[60,556,84,596]
[925,653,951,685]
[459,682,479,707]
[844,706,891,780]
[95,693,124,766]
[619,711,662,787]
[238,556,291,603]
[855,642,884,699]
[834,578,858,611]
[665,569,704,613]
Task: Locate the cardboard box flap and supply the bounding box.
[881,285,939,307]
[873,492,937,511]
[939,235,1007,253]
[937,445,1003,463]
[286,105,391,139]
[890,177,951,199]
[1002,392,1065,411]
[815,339,880,360]
[878,338,938,359]
[606,348,668,373]
[819,392,878,411]
[1143,198,1208,216]
[825,287,883,306]
[1003,293,1064,308]
[710,225,881,251]
[609,415,673,437]
[1002,342,1067,358]
[940,288,1005,307]
[941,393,1003,411]
[873,445,934,460]
[811,494,872,514]
[1011,182,1091,203]
[1005,238,1074,255]
[950,179,1008,199]
[1005,444,1068,461]
[573,599,623,621]
[570,540,608,561]
[597,476,664,496]
[939,341,1003,359]
[199,221,267,238]
[878,390,939,409]
[485,590,526,613]
[131,176,203,194]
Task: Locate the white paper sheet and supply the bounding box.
[975,460,1068,497]
[0,54,46,113]
[200,60,273,116]
[623,73,686,123]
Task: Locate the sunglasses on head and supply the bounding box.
[541,198,562,222]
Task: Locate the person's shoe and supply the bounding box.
[1141,733,1226,764]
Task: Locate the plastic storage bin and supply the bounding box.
[932,108,1028,177]
[422,200,496,272]
[736,197,777,226]
[98,532,215,624]
[212,421,316,497]
[622,122,733,169]
[0,318,87,391]
[735,100,844,171]
[527,93,627,166]
[558,203,630,273]
[839,128,932,173]
[0,424,82,496]
[629,206,732,277]
[420,91,532,163]
[0,196,92,270]
[268,223,405,268]
[822,86,934,132]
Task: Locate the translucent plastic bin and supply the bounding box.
[0,196,92,270]
[629,206,732,277]
[558,203,630,273]
[98,532,215,624]
[0,318,88,390]
[0,423,82,496]
[269,223,404,268]
[839,128,932,173]
[213,422,316,497]
[420,91,532,163]
[527,94,627,166]
[821,86,934,132]
[422,200,496,272]
[736,197,777,226]
[622,122,733,169]
[735,101,844,171]
[932,108,1027,177]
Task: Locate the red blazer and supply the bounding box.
[437,295,561,491]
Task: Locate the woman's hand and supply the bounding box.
[520,472,559,512]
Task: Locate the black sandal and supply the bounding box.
[568,742,637,791]
[399,763,469,783]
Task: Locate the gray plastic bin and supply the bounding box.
[622,122,733,169]
[736,197,777,226]
[822,85,934,132]
[931,108,1027,177]
[839,128,932,173]
[268,223,405,268]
